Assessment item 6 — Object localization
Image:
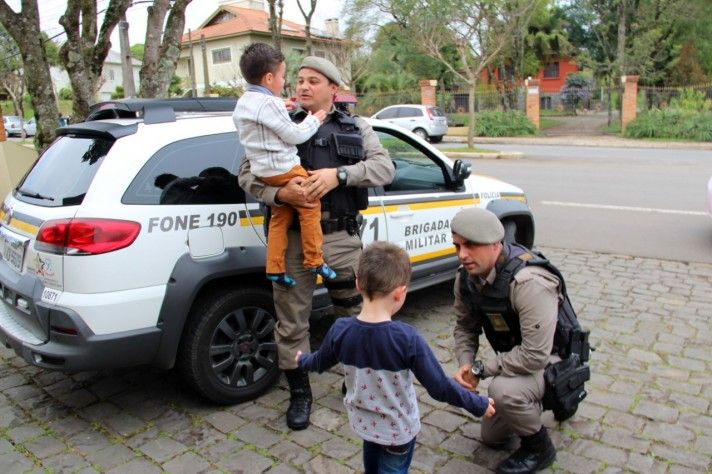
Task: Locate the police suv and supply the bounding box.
[0,98,534,404]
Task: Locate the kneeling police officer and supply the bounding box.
[451,207,558,474]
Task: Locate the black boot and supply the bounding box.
[284,369,312,430]
[495,427,556,474]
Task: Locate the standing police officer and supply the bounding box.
[451,207,558,474]
[238,56,394,430]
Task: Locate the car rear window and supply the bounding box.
[15,135,112,207]
[428,107,445,117]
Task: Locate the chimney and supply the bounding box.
[219,0,265,10]
[324,18,339,37]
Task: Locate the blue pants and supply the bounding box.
[362,437,416,474]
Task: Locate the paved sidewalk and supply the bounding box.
[0,247,710,473]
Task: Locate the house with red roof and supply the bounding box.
[176,0,347,95]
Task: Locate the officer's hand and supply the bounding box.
[484,398,495,418]
[276,177,318,208]
[455,364,478,391]
[295,351,302,363]
[303,168,338,201]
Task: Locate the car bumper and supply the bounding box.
[0,299,162,371]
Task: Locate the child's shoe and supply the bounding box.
[266,273,296,288]
[309,263,337,280]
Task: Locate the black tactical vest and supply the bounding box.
[459,242,560,354]
[294,109,368,217]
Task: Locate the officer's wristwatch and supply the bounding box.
[336,166,348,187]
[471,360,487,379]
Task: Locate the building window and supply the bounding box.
[543,62,559,79]
[108,69,115,81]
[212,47,231,65]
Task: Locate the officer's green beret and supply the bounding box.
[300,56,343,86]
[451,207,504,244]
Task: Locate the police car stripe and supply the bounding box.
[0,210,41,235]
[410,247,455,263]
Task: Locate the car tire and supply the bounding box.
[413,128,429,140]
[503,219,518,244]
[178,286,280,405]
[430,135,443,143]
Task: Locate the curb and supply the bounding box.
[442,134,712,150]
[444,151,523,160]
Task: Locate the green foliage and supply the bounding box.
[58,87,73,100]
[475,111,536,137]
[111,86,124,100]
[624,109,712,141]
[130,44,145,61]
[355,90,421,116]
[669,88,710,112]
[560,73,594,111]
[168,75,184,98]
[208,83,244,98]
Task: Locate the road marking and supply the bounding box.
[541,201,707,216]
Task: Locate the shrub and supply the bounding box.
[475,111,536,137]
[208,84,243,97]
[560,74,594,112]
[624,109,712,141]
[670,88,710,112]
[111,86,124,100]
[58,87,73,100]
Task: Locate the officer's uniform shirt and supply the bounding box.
[238,106,394,205]
[453,263,561,377]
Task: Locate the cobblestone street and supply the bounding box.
[0,247,711,473]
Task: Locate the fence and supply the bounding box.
[638,84,712,111]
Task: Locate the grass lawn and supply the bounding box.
[1,99,73,118]
[540,117,560,129]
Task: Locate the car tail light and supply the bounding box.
[426,107,434,119]
[36,218,141,255]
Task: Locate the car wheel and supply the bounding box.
[413,128,429,140]
[503,219,518,244]
[178,286,280,404]
[430,135,443,143]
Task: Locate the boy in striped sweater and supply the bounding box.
[233,43,336,288]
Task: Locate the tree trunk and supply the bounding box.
[617,0,627,77]
[297,0,317,56]
[468,80,476,148]
[59,0,130,122]
[268,0,284,51]
[0,0,59,151]
[140,0,192,98]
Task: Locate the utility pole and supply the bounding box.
[200,35,210,95]
[119,14,137,98]
[188,29,197,97]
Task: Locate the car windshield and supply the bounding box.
[16,135,113,207]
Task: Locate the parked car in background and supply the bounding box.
[707,176,712,219]
[3,116,24,137]
[23,118,37,137]
[371,104,449,142]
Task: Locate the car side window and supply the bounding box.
[376,108,399,120]
[397,107,422,118]
[377,130,447,193]
[123,133,245,205]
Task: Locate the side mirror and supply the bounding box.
[452,159,471,186]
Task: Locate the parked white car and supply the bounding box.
[23,118,36,136]
[0,98,534,404]
[372,104,449,142]
[707,176,712,219]
[3,116,24,137]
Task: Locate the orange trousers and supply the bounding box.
[260,165,324,274]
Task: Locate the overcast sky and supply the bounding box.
[11,0,346,47]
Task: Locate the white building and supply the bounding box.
[51,50,142,102]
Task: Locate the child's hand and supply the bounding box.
[284,97,297,111]
[294,351,302,363]
[310,109,327,123]
[484,397,495,418]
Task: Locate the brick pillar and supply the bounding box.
[525,78,540,130]
[621,75,639,132]
[419,80,437,107]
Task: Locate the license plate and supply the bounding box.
[41,287,61,304]
[1,230,27,273]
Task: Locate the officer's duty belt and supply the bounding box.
[290,216,359,235]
